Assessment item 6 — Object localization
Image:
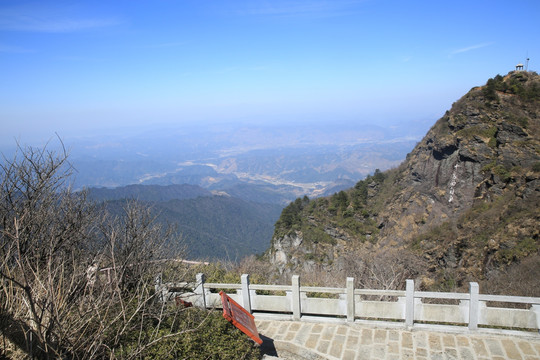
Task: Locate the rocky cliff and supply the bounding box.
[268,71,540,293]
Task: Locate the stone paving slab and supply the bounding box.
[255,319,540,360]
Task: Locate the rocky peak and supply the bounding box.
[268,71,540,292]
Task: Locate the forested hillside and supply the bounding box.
[158,196,283,259]
[88,184,283,260]
[87,183,211,202]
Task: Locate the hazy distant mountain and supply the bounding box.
[140,165,239,188]
[66,121,422,203]
[209,182,308,205]
[68,120,423,260]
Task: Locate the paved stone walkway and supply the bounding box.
[255,318,540,360]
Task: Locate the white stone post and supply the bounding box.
[292,275,301,320]
[241,274,252,313]
[530,304,540,334]
[346,277,355,322]
[195,273,206,308]
[405,279,414,328]
[469,282,479,330]
[154,273,163,302]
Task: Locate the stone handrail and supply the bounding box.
[156,273,540,335]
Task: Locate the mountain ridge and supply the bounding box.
[268,71,540,294]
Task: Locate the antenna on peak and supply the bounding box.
[526,51,530,71]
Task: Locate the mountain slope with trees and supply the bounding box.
[88,185,283,260]
[157,196,283,260]
[268,71,540,294]
[87,183,212,202]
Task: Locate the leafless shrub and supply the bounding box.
[483,255,540,297]
[0,143,202,359]
[342,247,426,293]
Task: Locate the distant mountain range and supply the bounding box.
[67,121,423,205]
[81,129,419,260]
[67,110,428,262]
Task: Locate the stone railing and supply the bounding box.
[155,273,540,334]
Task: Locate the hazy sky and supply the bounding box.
[1,0,538,146]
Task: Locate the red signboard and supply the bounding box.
[219,291,263,345]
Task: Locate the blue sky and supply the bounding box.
[1,0,539,146]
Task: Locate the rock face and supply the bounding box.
[271,232,303,268]
[268,71,540,292]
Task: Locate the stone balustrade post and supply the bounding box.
[195,273,206,308]
[405,279,414,328]
[531,304,540,334]
[469,282,479,330]
[292,275,301,320]
[241,274,252,313]
[154,273,163,302]
[346,277,355,322]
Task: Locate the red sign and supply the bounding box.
[219,291,263,345]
